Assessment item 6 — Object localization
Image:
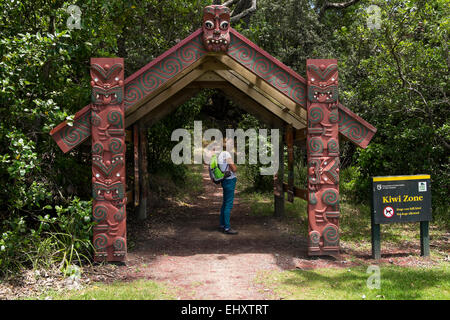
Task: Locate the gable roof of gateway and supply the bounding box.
[50,28,376,153]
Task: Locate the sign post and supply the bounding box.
[371,175,432,259]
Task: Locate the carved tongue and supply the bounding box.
[103,94,112,104]
[318,94,327,103]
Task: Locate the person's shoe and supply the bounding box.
[223,228,238,235]
[218,226,225,232]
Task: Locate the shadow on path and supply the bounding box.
[122,166,339,299]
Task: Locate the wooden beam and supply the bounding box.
[199,58,231,71]
[294,128,307,141]
[125,55,208,117]
[195,71,228,82]
[220,84,284,128]
[286,124,294,203]
[214,55,307,118]
[125,68,206,127]
[282,183,307,201]
[214,70,306,129]
[138,124,149,221]
[141,88,201,127]
[186,81,228,89]
[125,129,132,143]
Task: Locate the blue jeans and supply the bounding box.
[220,178,237,230]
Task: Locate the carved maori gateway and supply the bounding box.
[50,5,376,262]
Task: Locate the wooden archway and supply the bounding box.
[50,4,376,262]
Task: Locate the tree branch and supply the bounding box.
[319,0,361,17]
[230,0,257,23]
[223,0,240,7]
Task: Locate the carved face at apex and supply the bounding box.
[202,5,231,52]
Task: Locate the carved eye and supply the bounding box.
[204,20,214,30]
[220,21,229,30]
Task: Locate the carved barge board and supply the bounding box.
[337,103,377,148]
[50,28,375,153]
[227,29,307,108]
[50,101,374,153]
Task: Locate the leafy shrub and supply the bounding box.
[0,197,93,277]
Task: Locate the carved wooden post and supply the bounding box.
[306,59,340,256]
[90,58,127,262]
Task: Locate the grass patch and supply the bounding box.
[256,263,450,300]
[238,190,449,258]
[150,164,204,202]
[36,279,177,300]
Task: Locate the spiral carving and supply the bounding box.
[323,224,339,245]
[114,206,125,222]
[93,205,107,222]
[113,238,126,251]
[309,137,323,154]
[107,111,124,128]
[309,231,320,246]
[309,106,323,125]
[329,109,339,123]
[60,112,91,147]
[109,138,123,154]
[92,143,103,155]
[338,109,368,144]
[93,234,108,250]
[327,138,339,154]
[228,34,306,107]
[322,188,339,206]
[124,36,206,109]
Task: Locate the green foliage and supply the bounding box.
[339,166,363,203]
[147,91,209,178]
[332,0,450,209]
[0,0,211,276]
[0,197,93,277]
[245,0,449,211]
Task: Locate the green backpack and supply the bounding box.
[209,154,230,184]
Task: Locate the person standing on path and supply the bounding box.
[218,137,238,235]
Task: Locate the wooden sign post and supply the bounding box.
[371,175,432,259]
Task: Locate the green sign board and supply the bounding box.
[371,174,432,259]
[372,175,432,224]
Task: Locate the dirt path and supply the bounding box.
[117,166,347,300]
[1,167,444,300]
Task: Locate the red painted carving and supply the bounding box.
[90,58,127,262]
[306,59,340,256]
[202,5,230,52]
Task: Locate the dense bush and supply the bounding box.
[244,0,449,211]
[0,0,210,276]
[0,197,92,277]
